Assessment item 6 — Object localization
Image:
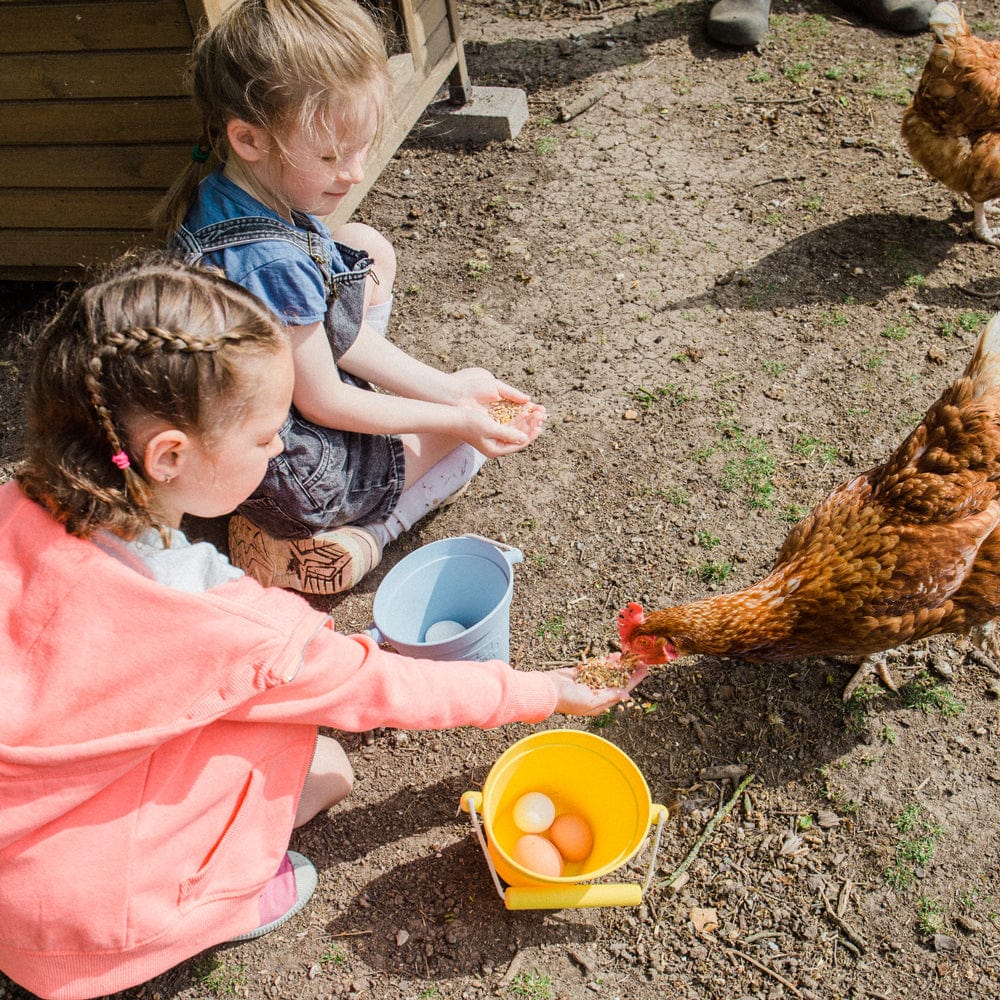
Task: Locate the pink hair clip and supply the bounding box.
[111,450,131,470]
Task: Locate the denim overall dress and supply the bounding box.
[174,216,405,538]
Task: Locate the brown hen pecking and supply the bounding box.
[901,3,1000,246]
[618,313,1000,700]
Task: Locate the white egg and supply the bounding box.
[424,619,465,642]
[511,791,556,834]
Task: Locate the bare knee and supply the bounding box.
[294,735,354,827]
[331,222,396,296]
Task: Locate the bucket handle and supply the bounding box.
[461,792,669,910]
[458,534,524,568]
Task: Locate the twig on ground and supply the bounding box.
[752,174,807,187]
[819,888,868,953]
[721,946,805,998]
[657,773,754,888]
[558,82,611,122]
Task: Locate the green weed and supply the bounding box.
[782,503,808,523]
[192,956,245,997]
[794,435,838,465]
[696,530,721,549]
[466,257,492,278]
[881,320,909,341]
[718,423,777,509]
[842,681,883,734]
[762,360,786,376]
[629,383,699,411]
[536,615,565,640]
[915,896,945,935]
[885,804,945,890]
[535,136,559,156]
[784,62,813,83]
[694,560,733,585]
[820,308,849,327]
[901,672,964,717]
[658,485,691,507]
[509,970,555,999]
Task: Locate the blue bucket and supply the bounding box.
[370,535,523,662]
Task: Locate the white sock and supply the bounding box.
[363,444,487,547]
[365,295,393,337]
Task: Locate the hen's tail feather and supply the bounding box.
[963,313,1000,399]
[928,2,966,45]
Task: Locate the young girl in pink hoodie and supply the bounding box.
[0,257,642,1000]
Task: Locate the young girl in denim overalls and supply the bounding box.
[156,0,545,595]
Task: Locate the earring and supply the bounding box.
[163,475,173,485]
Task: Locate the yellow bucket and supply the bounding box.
[460,729,668,910]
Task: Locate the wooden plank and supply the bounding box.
[185,0,236,31]
[0,98,198,145]
[397,0,426,73]
[422,13,454,74]
[0,52,189,101]
[0,189,163,230]
[0,229,151,272]
[413,0,448,37]
[0,1,193,54]
[0,145,189,189]
[444,0,469,101]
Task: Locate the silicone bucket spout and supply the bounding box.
[371,535,522,662]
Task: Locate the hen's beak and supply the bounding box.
[630,635,677,665]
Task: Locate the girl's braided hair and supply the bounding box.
[17,255,288,540]
[154,0,390,239]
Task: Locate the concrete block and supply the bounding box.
[419,85,529,145]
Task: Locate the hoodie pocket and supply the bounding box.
[177,768,275,911]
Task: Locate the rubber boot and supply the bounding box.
[707,0,772,47]
[833,0,935,32]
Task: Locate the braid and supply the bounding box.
[17,254,287,539]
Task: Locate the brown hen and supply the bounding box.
[901,3,1000,245]
[619,313,1000,699]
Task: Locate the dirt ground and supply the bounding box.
[2,1,1000,998]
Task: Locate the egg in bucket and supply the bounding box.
[369,535,522,661]
[461,730,668,909]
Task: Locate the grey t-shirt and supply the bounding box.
[93,528,243,594]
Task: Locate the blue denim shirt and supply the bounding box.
[178,169,348,326]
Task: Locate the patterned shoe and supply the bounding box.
[228,515,383,595]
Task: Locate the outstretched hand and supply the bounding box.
[447,367,547,456]
[546,662,649,717]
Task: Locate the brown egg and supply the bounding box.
[511,834,564,878]
[549,813,593,863]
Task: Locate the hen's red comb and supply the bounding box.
[616,602,646,642]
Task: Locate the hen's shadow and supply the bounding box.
[673,210,1000,313]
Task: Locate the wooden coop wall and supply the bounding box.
[0,0,467,281]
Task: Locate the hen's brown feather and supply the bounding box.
[625,313,1000,664]
[901,3,1000,233]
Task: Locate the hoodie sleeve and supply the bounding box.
[225,620,558,732]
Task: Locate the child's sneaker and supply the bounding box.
[228,515,382,595]
[228,851,317,943]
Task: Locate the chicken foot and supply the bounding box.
[842,653,902,703]
[972,201,1000,247]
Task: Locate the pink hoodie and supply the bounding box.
[0,483,556,999]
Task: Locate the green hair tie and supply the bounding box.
[191,145,210,164]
